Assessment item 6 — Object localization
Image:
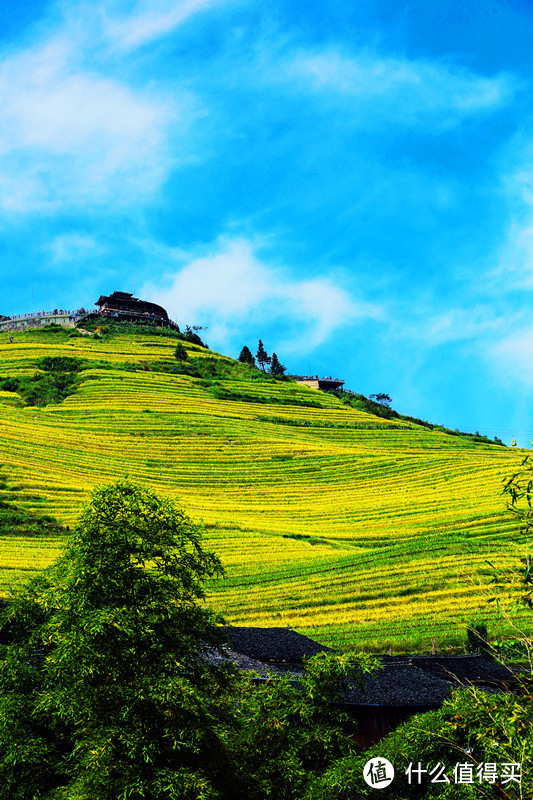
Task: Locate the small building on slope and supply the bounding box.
[292,375,345,392]
[211,627,516,748]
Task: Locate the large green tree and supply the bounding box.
[0,481,377,800]
[174,342,188,360]
[0,481,235,800]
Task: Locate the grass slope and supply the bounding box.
[0,325,528,651]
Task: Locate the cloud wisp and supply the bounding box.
[0,4,202,216]
[141,238,381,351]
[102,0,232,51]
[285,48,515,129]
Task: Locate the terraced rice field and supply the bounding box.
[0,327,529,651]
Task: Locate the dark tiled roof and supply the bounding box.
[344,655,515,707]
[345,663,452,706]
[386,654,515,686]
[207,646,299,678]
[223,626,334,666]
[220,628,517,707]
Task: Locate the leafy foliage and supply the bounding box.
[465,621,491,657]
[0,356,86,407]
[0,502,64,537]
[80,317,183,339]
[228,651,378,800]
[36,357,83,373]
[369,393,392,406]
[0,481,234,799]
[183,325,208,348]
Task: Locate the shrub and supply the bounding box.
[174,342,188,361]
[37,356,83,372]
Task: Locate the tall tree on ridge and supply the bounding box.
[269,353,286,376]
[256,340,271,372]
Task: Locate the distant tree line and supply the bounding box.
[238,340,286,376]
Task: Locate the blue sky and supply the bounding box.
[3,0,533,445]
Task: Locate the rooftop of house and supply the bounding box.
[216,628,517,706]
[223,626,334,670]
[343,655,516,707]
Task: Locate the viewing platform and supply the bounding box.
[292,374,345,391]
[0,309,93,333]
[0,291,180,334]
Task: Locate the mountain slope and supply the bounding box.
[0,326,527,651]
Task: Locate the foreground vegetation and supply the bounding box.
[0,481,377,800]
[0,324,530,651]
[0,480,529,799]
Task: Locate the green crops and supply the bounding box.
[0,328,528,651]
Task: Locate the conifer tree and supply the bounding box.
[269,353,286,376]
[256,340,271,372]
[238,345,255,366]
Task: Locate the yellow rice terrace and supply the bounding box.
[0,323,527,652]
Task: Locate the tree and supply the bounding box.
[183,325,208,348]
[256,340,271,372]
[0,481,234,800]
[174,342,188,361]
[269,353,286,376]
[0,482,379,799]
[238,346,256,366]
[369,393,392,407]
[228,651,377,800]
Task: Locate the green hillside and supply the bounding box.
[0,324,528,652]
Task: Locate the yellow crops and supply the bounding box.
[0,329,528,651]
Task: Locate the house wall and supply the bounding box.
[0,312,77,332]
[346,704,441,748]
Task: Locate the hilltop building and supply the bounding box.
[0,291,179,333]
[292,374,345,392]
[92,291,176,328]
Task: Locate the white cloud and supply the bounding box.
[102,0,229,51]
[0,45,159,154]
[287,49,514,127]
[141,237,381,349]
[397,305,509,347]
[490,136,533,290]
[0,36,182,213]
[0,0,217,217]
